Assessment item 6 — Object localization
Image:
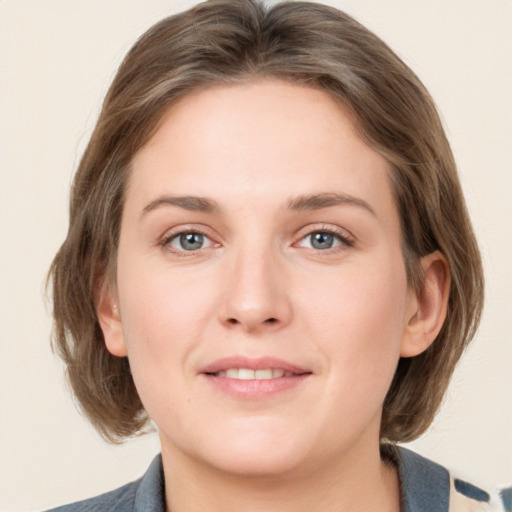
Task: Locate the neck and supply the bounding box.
[160,437,400,512]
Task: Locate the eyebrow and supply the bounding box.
[287,193,376,216]
[140,192,376,218]
[140,195,221,218]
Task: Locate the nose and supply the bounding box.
[218,245,293,333]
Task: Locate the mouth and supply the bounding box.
[200,356,311,377]
[209,368,296,379]
[199,356,312,398]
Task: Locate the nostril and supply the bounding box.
[223,316,278,328]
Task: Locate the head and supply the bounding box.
[49,0,483,445]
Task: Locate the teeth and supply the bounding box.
[255,369,272,379]
[214,368,290,379]
[238,369,255,380]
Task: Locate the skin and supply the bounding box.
[98,79,449,512]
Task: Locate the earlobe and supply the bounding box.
[96,282,128,357]
[400,251,450,358]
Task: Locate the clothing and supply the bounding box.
[46,447,504,511]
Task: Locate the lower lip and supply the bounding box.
[201,374,311,399]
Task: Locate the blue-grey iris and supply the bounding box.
[180,233,204,250]
[310,232,334,250]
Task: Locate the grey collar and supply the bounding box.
[133,446,450,512]
[134,454,166,512]
[397,446,450,512]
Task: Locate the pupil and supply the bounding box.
[180,233,203,250]
[311,232,333,249]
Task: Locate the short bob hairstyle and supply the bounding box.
[49,0,484,443]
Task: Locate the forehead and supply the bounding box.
[128,79,396,224]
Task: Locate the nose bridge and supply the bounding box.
[219,235,292,332]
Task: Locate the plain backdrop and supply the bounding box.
[1,1,511,511]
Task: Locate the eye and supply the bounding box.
[297,230,352,251]
[167,232,214,252]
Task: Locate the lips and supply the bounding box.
[200,356,310,377]
[199,356,312,398]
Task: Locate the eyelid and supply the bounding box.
[158,224,221,254]
[169,232,214,250]
[294,224,355,250]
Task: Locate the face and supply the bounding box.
[101,80,427,478]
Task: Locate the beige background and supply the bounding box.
[1,1,511,511]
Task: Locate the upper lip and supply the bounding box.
[200,356,311,375]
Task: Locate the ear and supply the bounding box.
[400,251,450,358]
[96,281,128,357]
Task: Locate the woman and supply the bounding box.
[46,1,502,510]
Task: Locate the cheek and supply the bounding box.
[114,253,224,393]
[115,268,207,421]
[302,255,409,384]
[119,279,204,365]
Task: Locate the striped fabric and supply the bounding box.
[395,446,507,512]
[449,476,505,511]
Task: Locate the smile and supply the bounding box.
[212,368,294,379]
[200,356,312,399]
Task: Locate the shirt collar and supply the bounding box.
[134,447,450,512]
[134,454,166,512]
[397,446,450,512]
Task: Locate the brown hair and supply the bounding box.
[49,0,484,443]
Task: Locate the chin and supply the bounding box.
[202,443,307,479]
[168,417,313,478]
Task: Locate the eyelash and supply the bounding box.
[159,227,217,256]
[295,225,355,253]
[158,225,355,256]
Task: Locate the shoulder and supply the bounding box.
[44,454,164,512]
[395,446,506,512]
[44,480,139,512]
